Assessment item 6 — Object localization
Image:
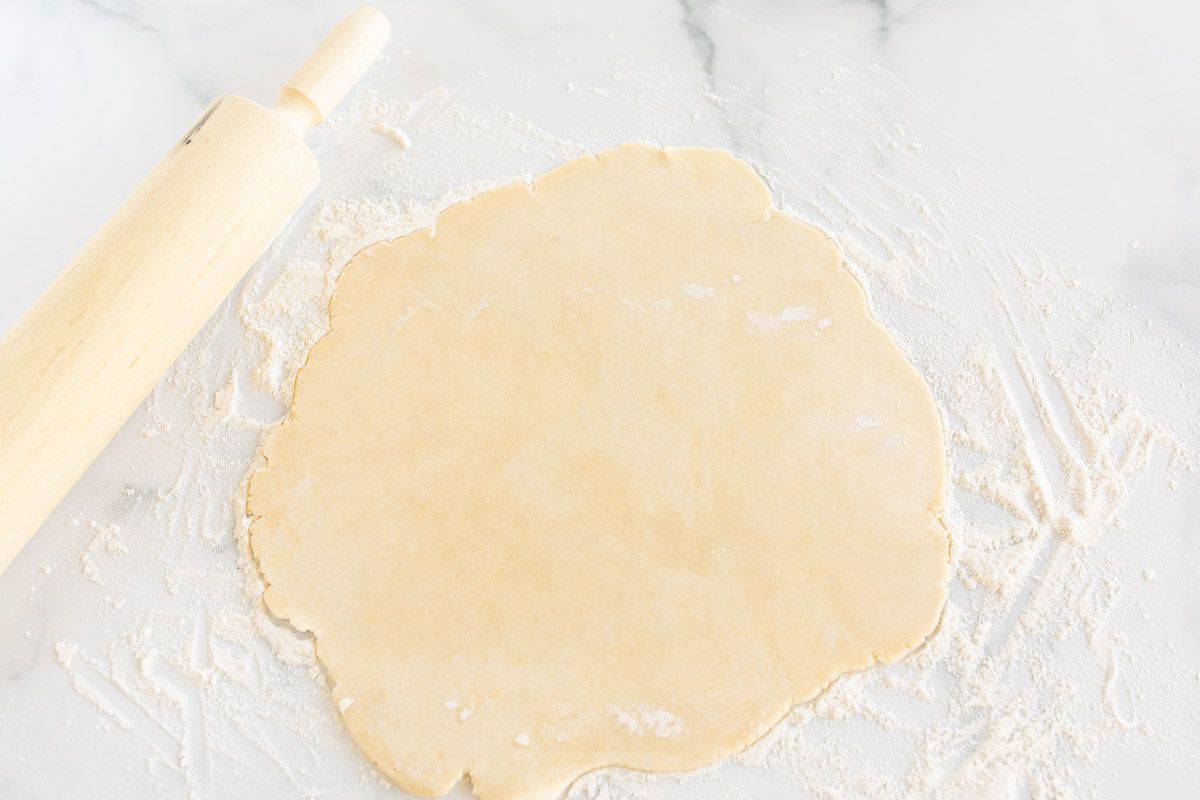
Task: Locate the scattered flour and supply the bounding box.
[607,705,686,739]
[746,305,813,331]
[681,283,716,298]
[24,13,1199,800]
[80,522,125,584]
[54,640,78,669]
[373,122,411,148]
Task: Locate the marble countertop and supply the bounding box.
[1,1,1198,798]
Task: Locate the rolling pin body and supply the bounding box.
[0,6,390,576]
[0,97,316,572]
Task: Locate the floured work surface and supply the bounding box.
[247,144,950,800]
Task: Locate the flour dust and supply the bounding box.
[36,13,1199,800]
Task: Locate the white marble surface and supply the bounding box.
[1,1,1199,799]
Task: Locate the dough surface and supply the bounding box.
[248,144,949,800]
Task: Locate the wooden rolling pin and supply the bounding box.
[0,6,391,576]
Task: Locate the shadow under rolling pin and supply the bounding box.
[0,6,391,577]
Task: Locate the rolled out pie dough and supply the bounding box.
[248,144,949,799]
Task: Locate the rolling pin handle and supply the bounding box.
[275,5,392,134]
[0,6,390,579]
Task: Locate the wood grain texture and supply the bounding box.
[282,5,391,123]
[0,95,318,573]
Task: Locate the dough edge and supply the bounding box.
[246,143,951,800]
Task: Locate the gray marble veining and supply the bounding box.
[0,1,1197,797]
